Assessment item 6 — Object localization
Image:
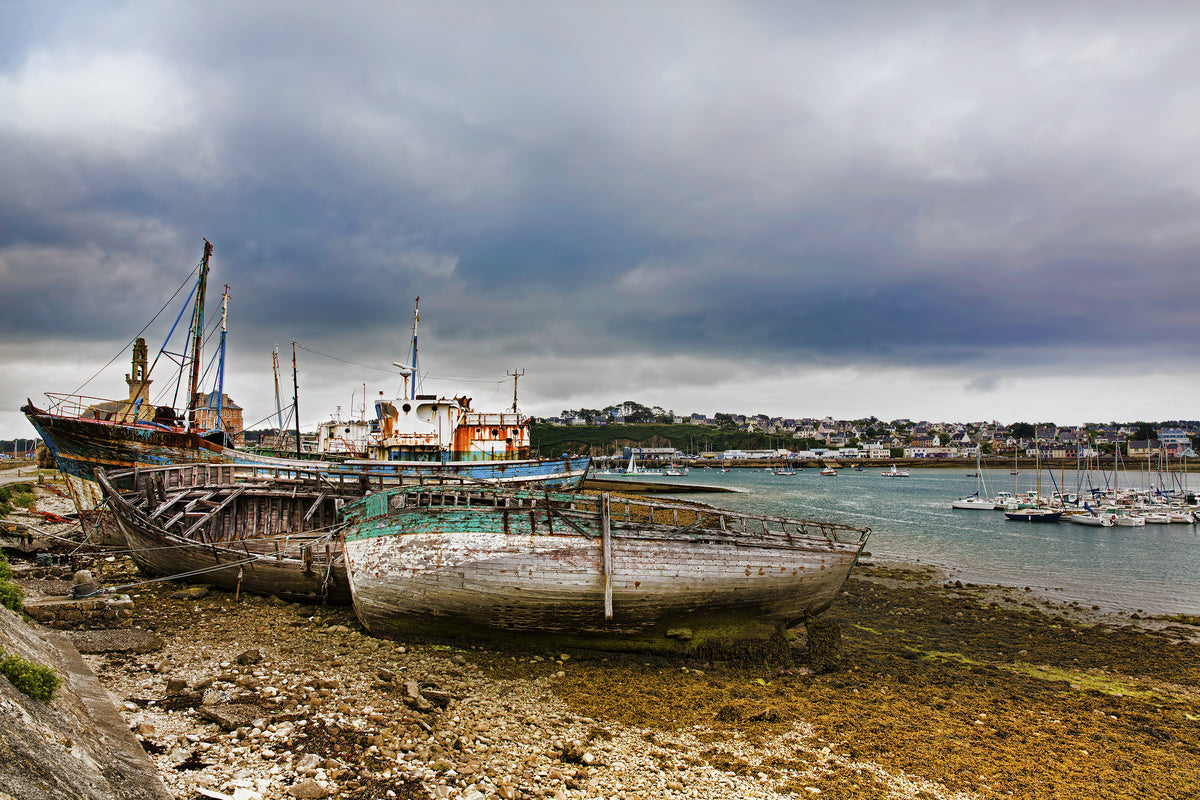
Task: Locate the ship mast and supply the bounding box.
[208,285,229,434]
[186,239,213,430]
[292,340,301,459]
[272,345,284,433]
[508,368,524,414]
[409,296,420,400]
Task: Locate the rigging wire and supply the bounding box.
[294,343,395,375]
[293,341,512,388]
[67,260,203,397]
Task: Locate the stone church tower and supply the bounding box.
[83,337,158,423]
[125,337,152,407]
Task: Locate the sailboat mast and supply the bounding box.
[409,297,420,400]
[1035,431,1041,503]
[186,239,213,430]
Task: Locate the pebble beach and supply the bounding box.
[11,552,1195,800]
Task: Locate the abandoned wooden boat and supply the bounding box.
[340,486,871,653]
[94,462,466,605]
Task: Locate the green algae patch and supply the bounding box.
[921,649,982,666]
[998,662,1163,699]
[362,603,813,661]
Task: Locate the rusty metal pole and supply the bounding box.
[508,369,524,414]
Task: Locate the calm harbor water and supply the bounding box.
[610,465,1200,617]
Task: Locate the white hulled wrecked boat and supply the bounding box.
[340,486,870,654]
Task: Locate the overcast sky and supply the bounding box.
[3,1,1200,441]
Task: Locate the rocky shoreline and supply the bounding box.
[7,549,1197,800]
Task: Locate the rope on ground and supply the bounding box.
[4,519,118,551]
[76,555,263,598]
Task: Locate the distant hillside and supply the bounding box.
[530,423,811,457]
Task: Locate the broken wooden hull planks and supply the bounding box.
[341,487,870,653]
[97,466,352,605]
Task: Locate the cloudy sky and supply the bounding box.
[3,1,1199,441]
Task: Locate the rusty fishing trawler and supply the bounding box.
[22,241,589,542]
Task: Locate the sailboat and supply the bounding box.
[951,453,996,510]
[625,452,662,476]
[1004,435,1062,522]
[1067,501,1115,527]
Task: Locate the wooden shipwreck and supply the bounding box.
[96,463,502,605]
[340,486,871,653]
[97,463,355,604]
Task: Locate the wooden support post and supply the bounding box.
[302,491,331,527]
[601,492,613,620]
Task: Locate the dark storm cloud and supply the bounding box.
[3,1,1200,433]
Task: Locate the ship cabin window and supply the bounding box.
[491,428,500,437]
[402,403,412,414]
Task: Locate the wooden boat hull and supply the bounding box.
[97,465,352,604]
[342,487,870,653]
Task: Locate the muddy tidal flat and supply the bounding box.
[23,557,1200,800]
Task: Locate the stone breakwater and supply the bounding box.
[79,581,950,800]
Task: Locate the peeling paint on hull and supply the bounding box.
[342,487,870,653]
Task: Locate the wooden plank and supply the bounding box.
[181,490,217,516]
[183,487,245,540]
[602,493,613,620]
[149,488,192,520]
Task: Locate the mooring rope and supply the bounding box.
[74,555,263,598]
